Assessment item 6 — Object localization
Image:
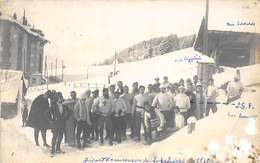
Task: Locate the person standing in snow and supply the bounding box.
[162,76,171,90]
[132,85,147,141]
[131,82,139,97]
[195,82,205,120]
[92,88,113,145]
[116,81,124,96]
[27,90,52,147]
[47,94,69,157]
[152,85,174,129]
[90,89,100,140]
[174,86,191,125]
[22,103,28,127]
[226,76,244,103]
[84,89,94,141]
[63,91,78,147]
[145,84,156,105]
[74,93,91,149]
[153,77,161,93]
[111,91,127,143]
[185,83,196,117]
[109,84,116,100]
[120,85,134,139]
[205,79,218,116]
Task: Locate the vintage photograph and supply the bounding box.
[0,0,260,163]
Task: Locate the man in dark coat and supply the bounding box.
[27,90,52,147]
[46,93,69,157]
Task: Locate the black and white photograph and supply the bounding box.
[0,0,260,162]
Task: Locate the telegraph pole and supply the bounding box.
[61,60,64,81]
[55,58,57,81]
[114,50,117,75]
[203,0,209,56]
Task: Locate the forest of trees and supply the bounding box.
[99,34,196,65]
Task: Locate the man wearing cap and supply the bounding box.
[111,91,127,143]
[152,85,174,128]
[74,93,91,149]
[174,86,191,125]
[92,88,113,145]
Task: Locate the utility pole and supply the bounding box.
[51,62,53,78]
[55,58,57,81]
[114,50,117,75]
[44,56,47,78]
[61,60,64,81]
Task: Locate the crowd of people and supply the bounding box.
[22,74,244,157]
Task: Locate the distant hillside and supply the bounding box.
[100,34,196,65]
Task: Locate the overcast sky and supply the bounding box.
[0,0,259,67]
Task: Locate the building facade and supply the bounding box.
[0,13,48,85]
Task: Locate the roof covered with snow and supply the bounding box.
[0,15,49,43]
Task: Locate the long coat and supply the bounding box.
[27,94,52,129]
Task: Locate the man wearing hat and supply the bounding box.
[74,93,91,149]
[152,84,174,128]
[174,86,191,125]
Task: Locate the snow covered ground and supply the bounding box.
[2,48,260,163]
[1,86,259,163]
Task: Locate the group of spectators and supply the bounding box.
[23,74,244,157]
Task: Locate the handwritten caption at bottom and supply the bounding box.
[83,154,212,163]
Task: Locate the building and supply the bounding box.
[0,69,27,119]
[0,12,49,86]
[194,5,260,68]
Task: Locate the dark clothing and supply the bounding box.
[161,110,175,128]
[206,102,217,116]
[51,129,64,154]
[98,115,112,144]
[116,87,124,96]
[90,112,99,140]
[46,103,69,153]
[34,128,47,145]
[22,108,28,122]
[76,120,89,148]
[122,113,134,137]
[152,83,161,93]
[134,111,147,141]
[27,94,51,129]
[112,116,124,143]
[185,90,196,117]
